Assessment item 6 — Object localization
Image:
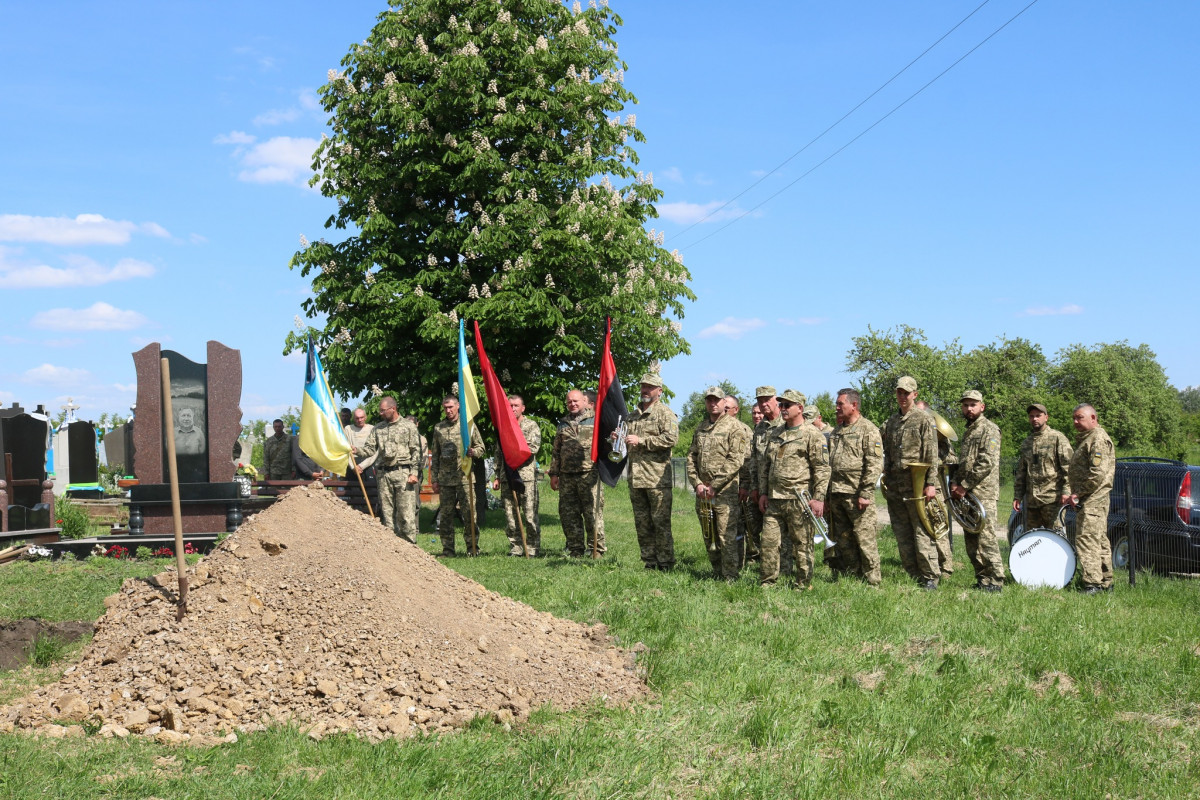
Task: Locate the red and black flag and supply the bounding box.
[472,322,533,490]
[590,316,629,487]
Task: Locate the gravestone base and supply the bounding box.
[127,482,243,535]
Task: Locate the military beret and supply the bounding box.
[1027,402,1048,415]
[704,385,726,399]
[778,388,806,405]
[639,373,663,388]
[802,405,818,420]
[961,389,984,403]
[755,385,776,399]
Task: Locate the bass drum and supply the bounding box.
[1009,528,1077,589]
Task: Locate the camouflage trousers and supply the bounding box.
[696,492,740,580]
[437,481,477,555]
[631,486,674,569]
[559,471,605,556]
[1073,498,1113,590]
[501,481,539,556]
[761,498,815,588]
[885,493,941,584]
[963,496,1005,587]
[933,486,955,574]
[1026,502,1064,531]
[741,495,762,563]
[828,493,881,586]
[378,470,419,543]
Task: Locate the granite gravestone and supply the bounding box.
[66,421,102,497]
[1,412,53,531]
[103,421,135,476]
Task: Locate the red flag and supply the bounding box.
[590,316,629,487]
[472,322,533,480]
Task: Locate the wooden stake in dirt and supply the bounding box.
[512,489,529,558]
[160,358,188,620]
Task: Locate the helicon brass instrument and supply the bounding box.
[907,462,949,540]
[608,416,628,462]
[927,409,959,444]
[798,488,834,549]
[943,475,987,534]
[698,496,717,552]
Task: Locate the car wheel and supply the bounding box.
[1112,534,1129,570]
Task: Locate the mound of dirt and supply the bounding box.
[2,484,647,742]
[0,620,94,670]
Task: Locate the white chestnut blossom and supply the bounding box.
[299,234,309,247]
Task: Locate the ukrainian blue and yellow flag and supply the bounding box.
[457,320,480,478]
[299,335,353,476]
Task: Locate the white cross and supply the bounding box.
[62,397,81,423]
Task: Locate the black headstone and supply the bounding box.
[104,421,135,476]
[2,414,48,507]
[0,403,27,481]
[67,421,99,485]
[162,350,209,484]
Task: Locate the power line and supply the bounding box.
[673,0,1041,253]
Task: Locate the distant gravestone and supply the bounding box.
[1,411,53,530]
[50,428,71,493]
[104,421,135,476]
[67,421,100,490]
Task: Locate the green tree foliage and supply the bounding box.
[287,0,693,429]
[811,391,835,428]
[844,325,964,425]
[673,379,744,457]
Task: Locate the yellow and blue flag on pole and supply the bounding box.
[299,335,353,476]
[457,320,480,478]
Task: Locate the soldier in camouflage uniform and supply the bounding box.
[758,389,832,588]
[803,402,839,573]
[741,403,766,564]
[430,396,485,556]
[724,396,753,568]
[623,374,679,570]
[882,376,943,590]
[494,394,541,557]
[827,388,884,585]
[915,400,957,577]
[750,386,791,573]
[1013,402,1073,531]
[687,386,749,580]
[1068,404,1116,593]
[549,390,602,557]
[949,390,1005,591]
[354,396,422,543]
[262,419,292,480]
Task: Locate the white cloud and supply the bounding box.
[750,169,768,178]
[656,201,752,225]
[660,166,683,183]
[31,302,149,332]
[775,317,827,326]
[299,90,320,111]
[698,317,767,340]
[22,363,91,386]
[1022,304,1083,317]
[254,107,301,126]
[693,173,714,186]
[0,214,171,245]
[228,136,319,185]
[189,233,208,245]
[283,350,306,363]
[0,249,155,288]
[214,130,256,146]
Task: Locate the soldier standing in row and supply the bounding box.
[624,374,679,570]
[549,389,602,558]
[827,388,884,585]
[751,386,791,574]
[915,400,957,577]
[882,376,943,590]
[495,394,541,557]
[354,396,423,543]
[687,386,747,581]
[1013,402,1073,531]
[949,390,1005,592]
[263,419,291,480]
[724,396,754,566]
[430,396,485,556]
[758,390,831,589]
[1068,404,1116,594]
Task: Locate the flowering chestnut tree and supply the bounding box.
[287,0,693,421]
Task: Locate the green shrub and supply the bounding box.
[135,546,153,560]
[26,632,67,667]
[54,495,91,540]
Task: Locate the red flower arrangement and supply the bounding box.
[184,542,198,555]
[152,546,174,558]
[106,544,130,559]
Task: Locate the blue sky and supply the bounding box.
[2,0,1196,425]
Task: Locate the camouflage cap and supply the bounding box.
[1027,402,1048,415]
[639,373,663,388]
[778,388,806,405]
[802,405,818,420]
[704,385,726,400]
[961,389,984,403]
[754,385,776,399]
[895,376,918,392]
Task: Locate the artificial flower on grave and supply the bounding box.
[235,462,259,479]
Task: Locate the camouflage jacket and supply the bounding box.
[1013,427,1072,506]
[687,413,749,498]
[495,416,541,486]
[430,418,484,487]
[625,399,678,489]
[747,416,785,491]
[882,408,939,492]
[1069,426,1115,504]
[549,410,595,476]
[954,415,1001,500]
[262,433,292,480]
[760,422,832,501]
[358,417,422,482]
[827,415,883,499]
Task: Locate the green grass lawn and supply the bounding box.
[1,481,1198,798]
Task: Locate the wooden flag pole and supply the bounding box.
[351,454,375,519]
[512,488,529,558]
[160,359,188,620]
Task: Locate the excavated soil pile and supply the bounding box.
[2,484,647,742]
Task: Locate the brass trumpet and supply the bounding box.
[798,488,834,549]
[698,496,717,553]
[907,462,949,540]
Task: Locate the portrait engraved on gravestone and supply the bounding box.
[161,350,209,484]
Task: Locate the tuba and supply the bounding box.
[907,462,950,540]
[608,416,628,462]
[944,475,987,534]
